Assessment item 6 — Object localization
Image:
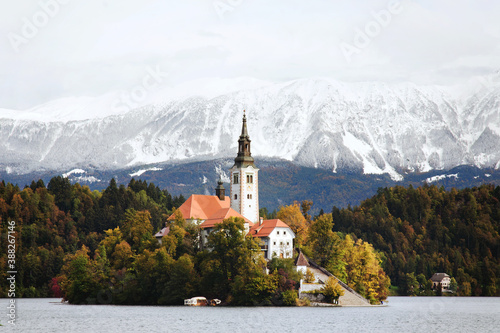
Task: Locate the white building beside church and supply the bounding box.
[249,218,295,259]
[155,111,295,260]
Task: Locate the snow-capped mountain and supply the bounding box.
[1,77,499,180]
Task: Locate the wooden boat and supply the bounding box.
[209,299,221,306]
[184,297,208,306]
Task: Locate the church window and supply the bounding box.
[234,194,237,200]
[233,174,239,184]
[284,231,286,235]
[277,231,280,235]
[273,242,276,245]
[247,174,253,183]
[247,194,252,199]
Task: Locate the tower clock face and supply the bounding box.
[247,185,252,191]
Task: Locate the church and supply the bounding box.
[155,111,295,259]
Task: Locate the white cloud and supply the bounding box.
[0,0,499,109]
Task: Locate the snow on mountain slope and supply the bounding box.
[0,77,499,179]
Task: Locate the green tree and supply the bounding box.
[449,277,458,293]
[307,214,346,280]
[164,254,198,304]
[399,272,419,296]
[59,246,108,304]
[231,273,279,306]
[282,290,298,306]
[206,217,263,300]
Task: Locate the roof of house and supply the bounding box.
[154,226,170,238]
[168,194,230,221]
[249,219,293,238]
[167,195,295,237]
[200,207,253,229]
[167,194,253,230]
[430,273,450,282]
[295,251,310,267]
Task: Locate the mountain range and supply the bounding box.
[1,76,499,183]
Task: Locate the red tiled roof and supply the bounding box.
[200,207,253,229]
[168,194,230,221]
[249,219,291,237]
[167,194,253,229]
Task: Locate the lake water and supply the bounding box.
[1,297,499,332]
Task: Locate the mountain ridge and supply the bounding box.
[1,159,499,214]
[1,77,499,178]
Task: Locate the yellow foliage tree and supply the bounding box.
[304,268,316,283]
[343,235,390,304]
[172,208,186,228]
[100,227,123,256]
[112,240,134,269]
[161,225,187,258]
[277,203,308,245]
[321,276,344,304]
[121,209,154,252]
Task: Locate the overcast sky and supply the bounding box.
[1,0,499,110]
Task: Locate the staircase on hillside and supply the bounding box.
[296,250,371,306]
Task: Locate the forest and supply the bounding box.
[1,178,497,305]
[0,177,389,305]
[0,177,183,299]
[331,184,500,296]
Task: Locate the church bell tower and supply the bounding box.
[230,111,259,223]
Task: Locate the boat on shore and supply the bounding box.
[184,297,207,306]
[184,297,221,306]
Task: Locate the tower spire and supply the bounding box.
[234,110,255,168]
[241,110,249,138]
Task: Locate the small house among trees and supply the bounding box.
[431,273,451,291]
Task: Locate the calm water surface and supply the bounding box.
[1,297,499,332]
